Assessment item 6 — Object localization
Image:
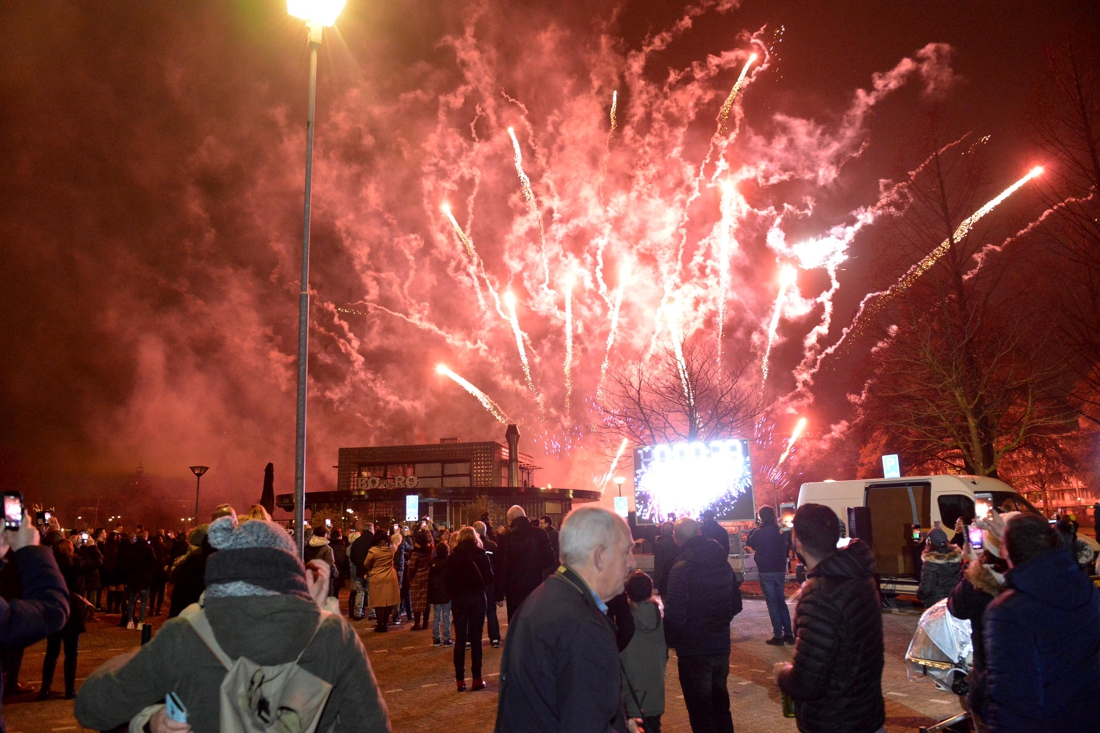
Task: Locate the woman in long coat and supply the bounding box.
[364,528,400,632]
[405,531,434,629]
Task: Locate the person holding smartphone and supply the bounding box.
[0,508,70,724]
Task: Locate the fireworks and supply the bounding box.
[598,263,630,394]
[504,291,538,394]
[777,417,807,466]
[718,53,756,135]
[599,437,630,490]
[608,90,618,149]
[436,365,509,424]
[563,274,574,411]
[761,265,798,387]
[507,127,550,288]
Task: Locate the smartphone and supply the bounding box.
[324,518,332,528]
[968,524,984,549]
[165,692,187,723]
[81,532,89,543]
[975,492,992,520]
[3,493,22,531]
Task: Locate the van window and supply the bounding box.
[987,491,1042,516]
[865,482,931,578]
[937,494,975,530]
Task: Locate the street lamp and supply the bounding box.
[614,476,626,497]
[189,466,209,522]
[286,0,346,560]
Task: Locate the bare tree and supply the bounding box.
[595,337,761,446]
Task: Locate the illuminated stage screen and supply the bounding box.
[633,439,754,523]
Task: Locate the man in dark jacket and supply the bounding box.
[699,510,730,555]
[0,513,70,726]
[495,505,637,733]
[746,505,793,645]
[494,506,555,620]
[349,524,375,620]
[539,516,560,564]
[121,531,157,630]
[167,525,212,618]
[775,504,885,733]
[663,517,740,733]
[652,521,678,596]
[983,512,1100,732]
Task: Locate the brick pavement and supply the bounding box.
[4,592,956,733]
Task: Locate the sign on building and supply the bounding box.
[882,454,901,479]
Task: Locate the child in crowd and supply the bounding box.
[428,542,453,646]
[620,570,667,733]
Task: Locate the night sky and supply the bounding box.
[0,0,1093,518]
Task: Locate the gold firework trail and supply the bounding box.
[718,53,756,136]
[563,275,574,411]
[508,127,550,288]
[777,417,807,466]
[505,291,538,394]
[436,365,509,424]
[761,266,797,388]
[598,264,630,395]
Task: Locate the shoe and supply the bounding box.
[470,678,486,691]
[126,621,136,630]
[456,681,467,692]
[433,638,442,647]
[465,641,472,649]
[64,690,76,700]
[783,634,796,644]
[9,683,33,695]
[35,689,50,701]
[490,639,501,648]
[765,637,785,646]
[411,622,421,630]
[444,639,454,646]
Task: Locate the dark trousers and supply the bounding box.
[505,588,532,621]
[41,628,80,695]
[485,590,500,642]
[452,593,486,680]
[374,605,392,631]
[150,582,166,614]
[3,647,24,689]
[677,654,734,733]
[643,715,663,733]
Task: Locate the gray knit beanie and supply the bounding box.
[204,517,311,601]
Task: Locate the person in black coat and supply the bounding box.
[167,526,212,618]
[983,513,1100,732]
[348,526,375,620]
[664,518,740,733]
[495,505,636,733]
[917,528,963,608]
[775,504,884,733]
[0,513,69,727]
[652,522,679,596]
[746,506,793,644]
[494,506,555,620]
[699,510,730,555]
[539,516,560,565]
[474,521,502,647]
[604,591,635,652]
[443,527,494,691]
[121,532,157,629]
[38,539,101,700]
[427,542,453,645]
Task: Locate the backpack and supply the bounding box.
[182,606,334,733]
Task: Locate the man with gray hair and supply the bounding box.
[493,505,555,620]
[496,505,638,732]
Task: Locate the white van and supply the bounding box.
[796,475,1040,587]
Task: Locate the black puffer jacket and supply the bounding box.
[947,558,1005,720]
[777,540,884,733]
[663,535,740,658]
[494,518,555,605]
[917,544,962,607]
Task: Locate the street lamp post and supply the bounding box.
[189,466,209,522]
[287,0,346,559]
[614,476,626,497]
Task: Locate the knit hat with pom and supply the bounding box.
[203,517,311,601]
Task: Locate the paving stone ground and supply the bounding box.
[6,590,956,733]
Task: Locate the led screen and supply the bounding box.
[633,439,754,523]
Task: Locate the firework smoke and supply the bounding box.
[598,263,630,394]
[563,274,574,412]
[436,365,509,424]
[507,126,550,289]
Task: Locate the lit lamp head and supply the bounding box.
[614,476,626,488]
[288,0,346,44]
[189,465,209,478]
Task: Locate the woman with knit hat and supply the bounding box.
[74,517,390,733]
[947,513,1013,733]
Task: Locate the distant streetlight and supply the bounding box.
[286,0,346,562]
[189,466,209,521]
[614,476,626,497]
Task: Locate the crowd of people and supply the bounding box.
[0,495,1095,733]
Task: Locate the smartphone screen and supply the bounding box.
[975,492,992,520]
[81,532,89,542]
[968,525,984,549]
[3,494,22,531]
[324,518,332,528]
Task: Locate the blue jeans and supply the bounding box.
[123,587,150,626]
[759,571,792,638]
[352,574,369,618]
[433,601,452,641]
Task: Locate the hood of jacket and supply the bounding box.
[677,534,729,566]
[809,539,875,582]
[921,545,963,564]
[308,535,330,548]
[965,558,1006,597]
[631,599,662,634]
[204,594,322,666]
[1006,548,1095,611]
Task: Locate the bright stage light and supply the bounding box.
[287,0,346,27]
[633,439,754,523]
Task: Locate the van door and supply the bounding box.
[865,481,931,578]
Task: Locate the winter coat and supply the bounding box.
[103,538,122,587]
[983,548,1100,733]
[700,518,731,555]
[777,540,884,733]
[391,537,406,576]
[494,517,555,606]
[947,559,1005,719]
[652,536,679,595]
[663,535,740,658]
[123,539,158,590]
[444,544,494,602]
[74,594,390,733]
[605,591,635,652]
[57,550,102,634]
[168,542,213,618]
[332,539,350,590]
[620,599,666,718]
[82,543,104,592]
[364,545,400,609]
[350,532,374,577]
[495,565,629,733]
[405,546,432,614]
[545,526,560,564]
[427,557,451,606]
[746,523,791,574]
[304,536,335,569]
[918,544,962,607]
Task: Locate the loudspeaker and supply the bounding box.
[847,506,873,547]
